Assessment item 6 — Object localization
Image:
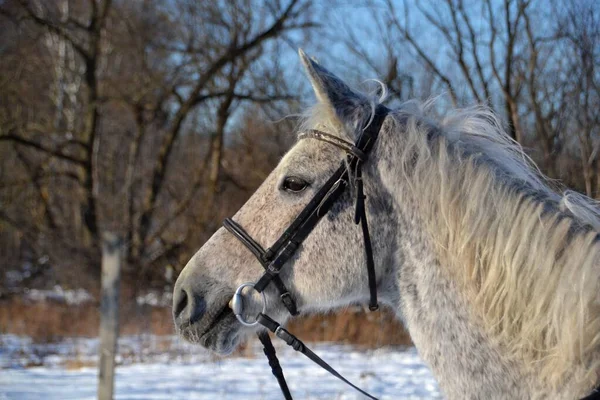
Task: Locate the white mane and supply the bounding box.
[303,94,600,388]
[391,101,600,388]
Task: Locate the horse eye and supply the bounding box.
[281,176,309,193]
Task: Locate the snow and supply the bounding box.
[0,335,441,399]
[22,286,94,305]
[5,284,172,307]
[135,291,173,307]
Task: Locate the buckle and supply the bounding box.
[275,326,303,351]
[280,292,298,316]
[274,326,293,343]
[267,263,281,275]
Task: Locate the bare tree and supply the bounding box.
[0,0,316,287]
[555,0,600,196]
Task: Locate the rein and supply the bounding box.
[223,105,389,399]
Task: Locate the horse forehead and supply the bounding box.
[279,137,342,169]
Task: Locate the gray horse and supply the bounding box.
[173,50,600,399]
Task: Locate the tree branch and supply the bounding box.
[138,0,311,248]
[17,0,91,60]
[0,133,87,166]
[387,0,458,106]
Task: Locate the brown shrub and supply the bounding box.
[287,305,411,347]
[0,297,412,348]
[0,297,173,342]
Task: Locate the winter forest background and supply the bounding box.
[0,0,599,348]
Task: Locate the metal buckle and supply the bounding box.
[274,326,292,343]
[280,292,298,316]
[231,282,267,327]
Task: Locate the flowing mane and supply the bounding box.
[303,96,600,388]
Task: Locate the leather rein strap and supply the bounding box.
[258,313,378,400]
[257,330,293,400]
[222,104,389,400]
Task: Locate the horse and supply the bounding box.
[173,50,600,399]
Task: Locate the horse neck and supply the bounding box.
[385,201,533,398]
[376,120,590,399]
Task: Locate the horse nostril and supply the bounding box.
[188,294,207,324]
[173,286,207,325]
[174,289,189,320]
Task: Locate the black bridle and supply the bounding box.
[222,105,389,400]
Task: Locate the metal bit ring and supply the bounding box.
[231,282,267,327]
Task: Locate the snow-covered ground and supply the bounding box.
[0,335,441,399]
[22,286,94,305]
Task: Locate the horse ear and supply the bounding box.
[299,49,371,137]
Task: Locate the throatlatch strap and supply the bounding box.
[354,162,378,310]
[257,313,379,400]
[257,331,293,400]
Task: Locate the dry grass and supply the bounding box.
[288,305,411,347]
[63,359,97,370]
[0,297,174,342]
[0,296,412,347]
